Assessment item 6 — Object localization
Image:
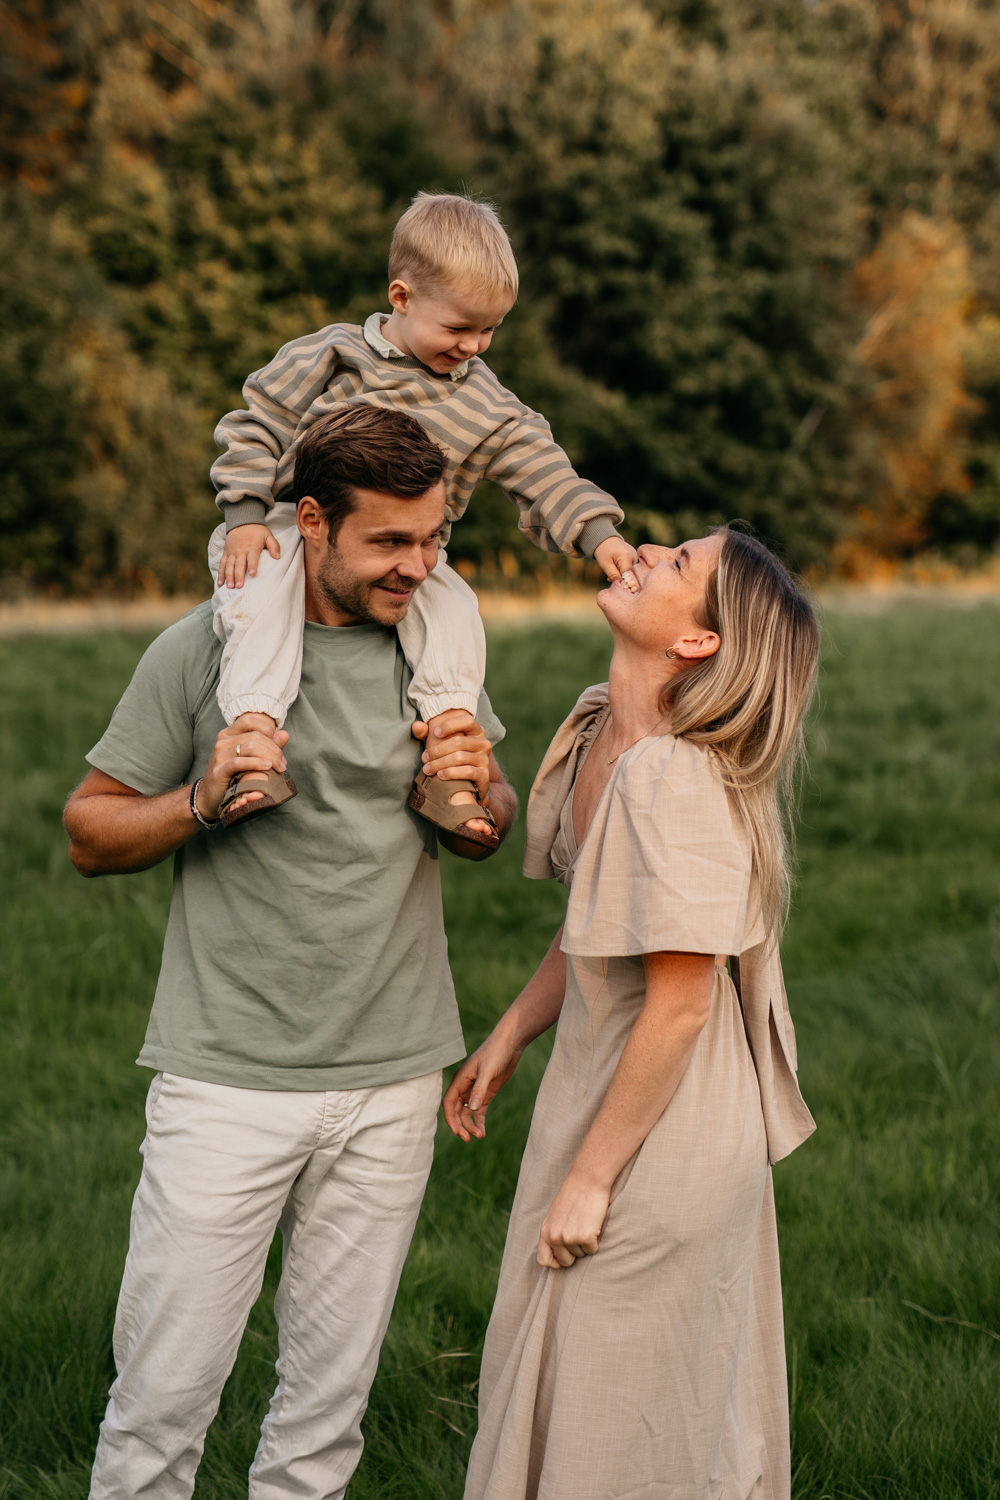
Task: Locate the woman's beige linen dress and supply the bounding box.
[464,687,816,1500]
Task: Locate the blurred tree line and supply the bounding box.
[2,0,999,594]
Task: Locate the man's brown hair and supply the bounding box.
[292,406,447,538]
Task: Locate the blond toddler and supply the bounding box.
[209,193,637,835]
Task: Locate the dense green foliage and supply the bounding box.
[3,0,1000,593]
[1,605,998,1497]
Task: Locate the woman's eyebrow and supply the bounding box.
[678,546,690,569]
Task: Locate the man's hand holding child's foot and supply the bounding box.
[217,523,282,589]
[593,535,641,594]
[411,710,500,854]
[211,713,297,828]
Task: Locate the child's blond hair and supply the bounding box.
[388,193,519,304]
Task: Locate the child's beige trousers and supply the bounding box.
[209,508,486,725]
[88,1068,441,1500]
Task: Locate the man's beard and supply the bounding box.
[314,550,418,626]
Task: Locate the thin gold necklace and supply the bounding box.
[603,712,667,765]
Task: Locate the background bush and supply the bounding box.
[3,0,1000,594]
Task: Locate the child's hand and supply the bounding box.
[593,535,639,588]
[217,524,281,589]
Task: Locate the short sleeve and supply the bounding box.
[86,608,219,796]
[562,734,754,958]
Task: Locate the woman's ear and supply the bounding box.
[671,629,720,663]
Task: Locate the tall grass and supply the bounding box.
[0,606,998,1498]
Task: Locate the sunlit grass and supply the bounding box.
[0,605,998,1498]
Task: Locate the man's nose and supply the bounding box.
[396,548,429,582]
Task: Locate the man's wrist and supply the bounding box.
[483,780,516,839]
[190,778,222,830]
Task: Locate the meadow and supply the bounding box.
[1,603,998,1499]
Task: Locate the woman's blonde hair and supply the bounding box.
[388,192,519,303]
[665,527,820,940]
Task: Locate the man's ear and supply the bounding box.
[387,279,413,315]
[672,629,720,663]
[297,496,326,544]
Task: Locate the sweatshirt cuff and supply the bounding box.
[222,498,269,532]
[578,515,623,558]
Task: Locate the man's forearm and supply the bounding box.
[66,786,200,877]
[485,777,518,841]
[66,723,286,876]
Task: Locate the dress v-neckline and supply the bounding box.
[566,703,616,858]
[566,703,676,859]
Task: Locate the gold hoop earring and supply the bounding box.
[665,647,679,660]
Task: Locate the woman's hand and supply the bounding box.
[537,1171,612,1268]
[443,926,569,1142]
[443,1022,524,1142]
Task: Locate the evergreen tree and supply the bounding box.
[432,0,867,565]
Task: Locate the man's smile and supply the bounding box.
[372,573,418,601]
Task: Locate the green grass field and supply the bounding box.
[1,605,998,1499]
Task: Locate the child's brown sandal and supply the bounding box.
[219,768,298,829]
[408,771,500,851]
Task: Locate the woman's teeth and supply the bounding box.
[621,570,641,594]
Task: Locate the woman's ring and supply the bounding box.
[236,743,242,757]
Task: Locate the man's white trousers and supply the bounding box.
[89,1068,442,1500]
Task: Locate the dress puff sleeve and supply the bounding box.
[562,733,757,959]
[523,684,610,880]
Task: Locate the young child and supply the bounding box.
[208,192,637,836]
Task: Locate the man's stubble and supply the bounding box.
[314,547,422,627]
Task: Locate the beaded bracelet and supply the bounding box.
[189,777,221,831]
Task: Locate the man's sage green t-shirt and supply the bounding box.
[87,602,504,1091]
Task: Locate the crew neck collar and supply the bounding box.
[362,312,470,381]
[304,616,393,638]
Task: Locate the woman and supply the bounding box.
[443,528,820,1500]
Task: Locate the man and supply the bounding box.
[64,406,517,1500]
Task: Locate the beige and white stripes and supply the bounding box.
[211,314,623,557]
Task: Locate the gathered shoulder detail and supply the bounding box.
[522,684,609,880]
